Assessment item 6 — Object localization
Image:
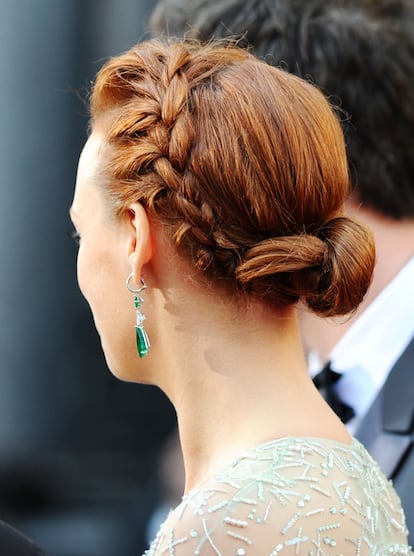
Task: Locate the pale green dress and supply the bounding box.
[145,437,412,556]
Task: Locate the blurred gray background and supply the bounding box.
[0,2,177,555]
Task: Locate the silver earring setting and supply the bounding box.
[126,273,150,357]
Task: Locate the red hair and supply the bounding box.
[90,39,375,316]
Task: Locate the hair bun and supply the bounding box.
[307,216,375,316]
[235,217,375,317]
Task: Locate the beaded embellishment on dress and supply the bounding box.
[145,437,412,556]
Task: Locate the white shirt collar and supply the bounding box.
[330,255,414,386]
[309,256,414,431]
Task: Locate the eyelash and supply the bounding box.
[67,229,81,245]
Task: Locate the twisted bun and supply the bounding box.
[91,39,375,317]
[236,217,375,317]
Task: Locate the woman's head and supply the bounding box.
[86,38,374,319]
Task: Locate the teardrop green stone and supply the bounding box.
[136,326,150,357]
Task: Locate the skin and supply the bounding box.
[71,130,352,494]
[70,132,150,381]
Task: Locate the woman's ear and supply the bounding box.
[126,203,153,282]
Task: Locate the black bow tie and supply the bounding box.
[313,362,355,424]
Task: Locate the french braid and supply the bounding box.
[94,41,250,278]
[90,39,375,316]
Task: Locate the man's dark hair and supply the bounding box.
[151,0,414,219]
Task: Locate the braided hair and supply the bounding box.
[151,0,414,220]
[90,39,375,317]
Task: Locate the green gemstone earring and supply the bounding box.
[126,273,150,358]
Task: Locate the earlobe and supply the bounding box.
[127,203,153,281]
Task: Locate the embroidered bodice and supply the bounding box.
[145,437,412,556]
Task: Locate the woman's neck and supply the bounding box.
[152,295,348,493]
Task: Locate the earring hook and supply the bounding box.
[126,273,147,294]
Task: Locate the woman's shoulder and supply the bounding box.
[146,437,411,556]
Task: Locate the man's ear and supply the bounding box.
[126,203,153,282]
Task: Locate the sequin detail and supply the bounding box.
[144,437,412,555]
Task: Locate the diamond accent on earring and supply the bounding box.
[136,312,146,327]
[135,296,146,327]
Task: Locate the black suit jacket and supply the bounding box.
[0,521,45,556]
[356,335,414,546]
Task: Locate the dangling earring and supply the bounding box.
[126,273,150,358]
